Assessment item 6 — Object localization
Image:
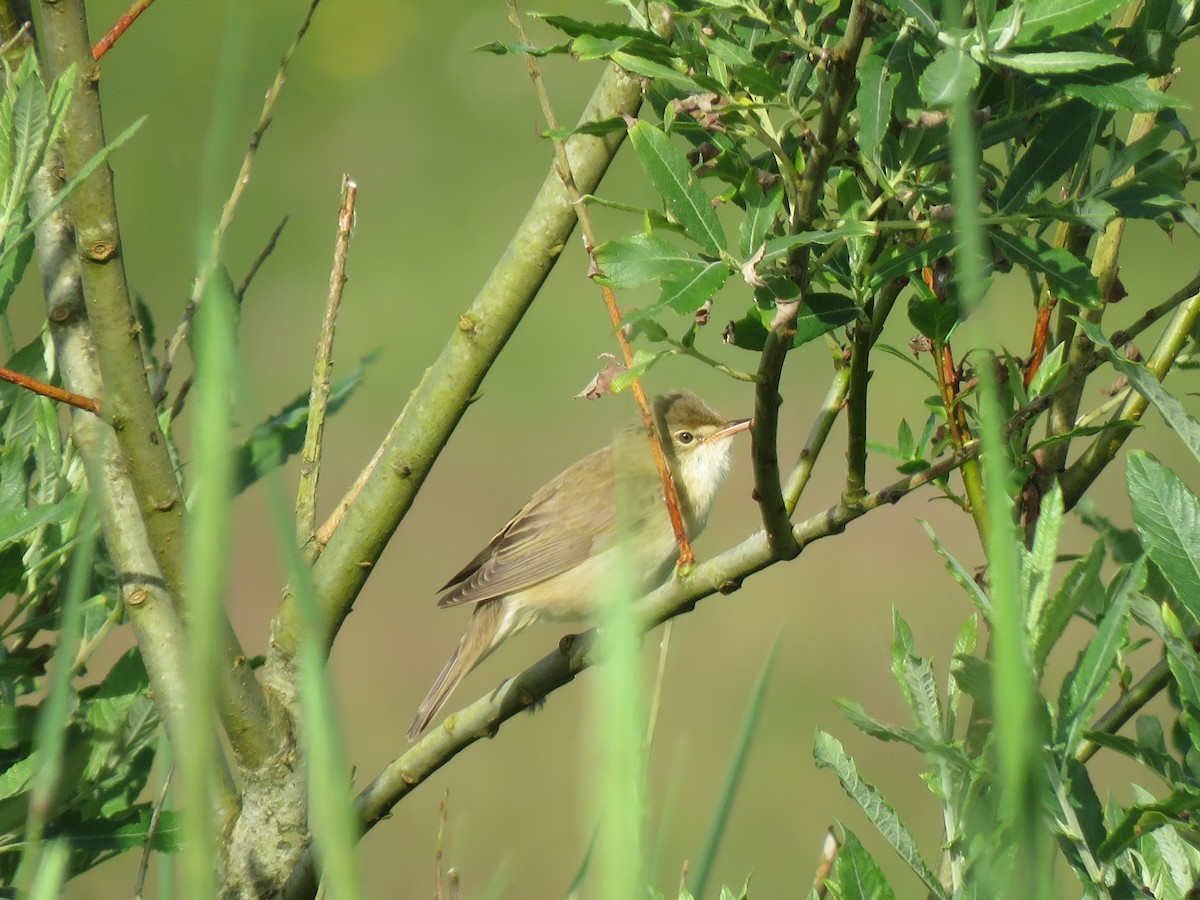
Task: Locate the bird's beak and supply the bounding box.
[704,417,753,443]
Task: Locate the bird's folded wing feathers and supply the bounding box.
[437,454,619,608]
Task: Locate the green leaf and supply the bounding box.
[1077,319,1200,462]
[989,229,1101,308]
[1031,539,1105,669]
[594,232,705,288]
[1098,788,1200,862]
[793,293,859,346]
[879,0,939,35]
[611,348,674,393]
[857,50,895,168]
[232,353,376,494]
[996,101,1100,211]
[907,283,960,343]
[991,51,1129,73]
[1055,583,1128,750]
[1126,451,1200,626]
[813,732,946,898]
[628,120,726,256]
[865,233,957,295]
[657,261,729,316]
[738,176,783,259]
[919,51,980,109]
[919,519,992,612]
[611,51,709,94]
[5,59,49,221]
[989,0,1129,45]
[473,40,568,57]
[1057,69,1188,111]
[829,829,896,900]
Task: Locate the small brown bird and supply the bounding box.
[408,391,750,738]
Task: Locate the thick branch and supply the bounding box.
[265,58,645,696]
[752,0,872,555]
[28,165,237,820]
[37,0,277,772]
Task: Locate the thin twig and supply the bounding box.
[811,828,840,899]
[133,766,173,900]
[297,177,356,556]
[643,620,673,760]
[506,0,695,566]
[91,0,157,60]
[151,0,321,406]
[435,790,449,900]
[237,214,289,301]
[168,216,290,423]
[0,365,100,414]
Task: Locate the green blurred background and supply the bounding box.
[45,0,1200,896]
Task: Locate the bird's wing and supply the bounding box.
[437,448,618,608]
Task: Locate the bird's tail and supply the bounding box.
[408,600,517,739]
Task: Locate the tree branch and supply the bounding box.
[28,163,237,819]
[752,0,872,557]
[297,176,356,555]
[38,0,277,773]
[264,56,646,700]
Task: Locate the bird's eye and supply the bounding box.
[676,431,695,445]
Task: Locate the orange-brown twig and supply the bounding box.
[0,365,100,415]
[507,0,693,567]
[91,0,157,60]
[1025,301,1054,389]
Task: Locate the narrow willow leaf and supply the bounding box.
[6,65,48,218]
[1098,788,1200,862]
[991,51,1129,73]
[1082,731,1185,784]
[813,732,946,898]
[857,50,895,167]
[1077,318,1200,462]
[1056,587,1129,751]
[1024,484,1065,661]
[989,0,1128,45]
[919,520,992,612]
[1032,539,1105,670]
[830,829,896,900]
[628,120,726,255]
[232,353,376,494]
[989,229,1101,308]
[996,101,1099,211]
[1126,451,1200,625]
[1058,69,1188,111]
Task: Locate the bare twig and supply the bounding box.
[506,0,695,566]
[643,619,673,759]
[151,0,321,406]
[811,828,840,898]
[0,364,100,414]
[168,216,290,422]
[91,0,157,60]
[435,790,449,900]
[297,177,356,556]
[237,215,289,301]
[133,766,174,900]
